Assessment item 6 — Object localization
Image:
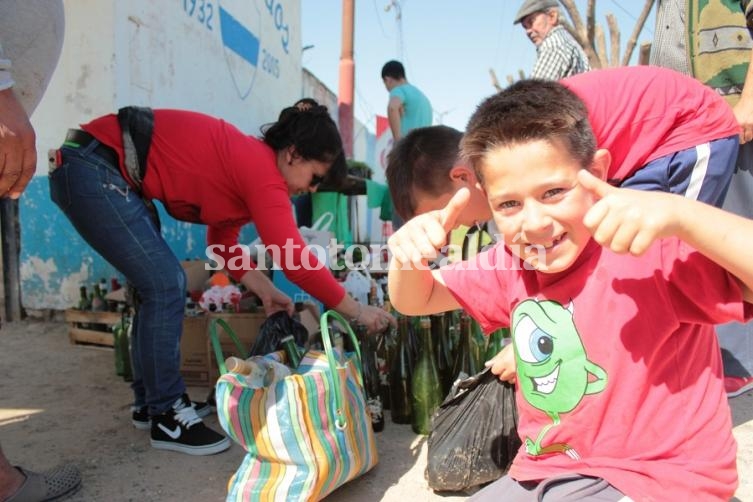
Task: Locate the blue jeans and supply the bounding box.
[49,140,187,415]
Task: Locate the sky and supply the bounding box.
[301,0,656,134]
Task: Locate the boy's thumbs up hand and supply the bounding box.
[388,187,470,267]
[578,169,679,256]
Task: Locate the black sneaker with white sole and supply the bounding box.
[150,395,230,455]
[132,396,212,430]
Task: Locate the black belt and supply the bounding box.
[64,129,120,168]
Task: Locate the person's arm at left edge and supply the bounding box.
[0,49,36,198]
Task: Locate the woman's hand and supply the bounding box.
[239,270,294,316]
[356,304,397,335]
[334,295,396,335]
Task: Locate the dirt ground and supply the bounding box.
[1,319,752,502]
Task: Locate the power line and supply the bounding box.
[371,0,388,37]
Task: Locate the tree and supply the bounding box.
[558,0,655,68]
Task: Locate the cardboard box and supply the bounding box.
[179,316,210,386]
[207,312,266,380]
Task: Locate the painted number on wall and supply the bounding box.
[261,49,280,78]
[184,0,214,31]
[265,0,289,54]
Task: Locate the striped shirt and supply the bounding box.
[531,25,590,80]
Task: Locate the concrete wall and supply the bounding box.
[22,0,304,310]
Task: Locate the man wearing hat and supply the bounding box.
[514,0,590,80]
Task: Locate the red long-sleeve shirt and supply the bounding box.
[82,109,345,308]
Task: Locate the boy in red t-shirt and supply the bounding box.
[387,78,753,501]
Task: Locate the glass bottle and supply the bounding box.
[356,323,384,432]
[122,315,133,382]
[484,326,511,363]
[77,286,90,311]
[411,316,443,435]
[113,320,125,377]
[430,313,452,395]
[91,284,106,312]
[113,314,132,382]
[376,330,393,410]
[281,335,302,369]
[452,313,480,381]
[389,314,413,424]
[470,317,488,371]
[99,277,108,297]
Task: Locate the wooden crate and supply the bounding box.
[64,309,122,347]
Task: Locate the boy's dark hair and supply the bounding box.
[262,102,346,184]
[381,60,406,80]
[386,125,463,219]
[461,79,596,185]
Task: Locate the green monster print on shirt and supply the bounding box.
[511,298,607,460]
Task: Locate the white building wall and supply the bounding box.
[22,0,304,309]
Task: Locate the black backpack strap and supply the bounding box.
[117,106,154,190]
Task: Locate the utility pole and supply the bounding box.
[338,0,355,158]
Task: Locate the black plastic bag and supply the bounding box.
[249,311,309,356]
[426,367,521,493]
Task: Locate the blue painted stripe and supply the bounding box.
[219,7,259,67]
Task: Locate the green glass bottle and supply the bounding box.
[484,326,511,363]
[356,324,384,432]
[451,313,480,381]
[389,314,413,424]
[77,286,90,311]
[281,335,302,369]
[113,320,125,377]
[121,315,133,382]
[430,313,453,395]
[411,316,443,435]
[470,317,488,370]
[112,313,133,382]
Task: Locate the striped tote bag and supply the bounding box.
[215,311,379,501]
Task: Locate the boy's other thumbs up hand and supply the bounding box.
[577,169,615,199]
[579,168,679,255]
